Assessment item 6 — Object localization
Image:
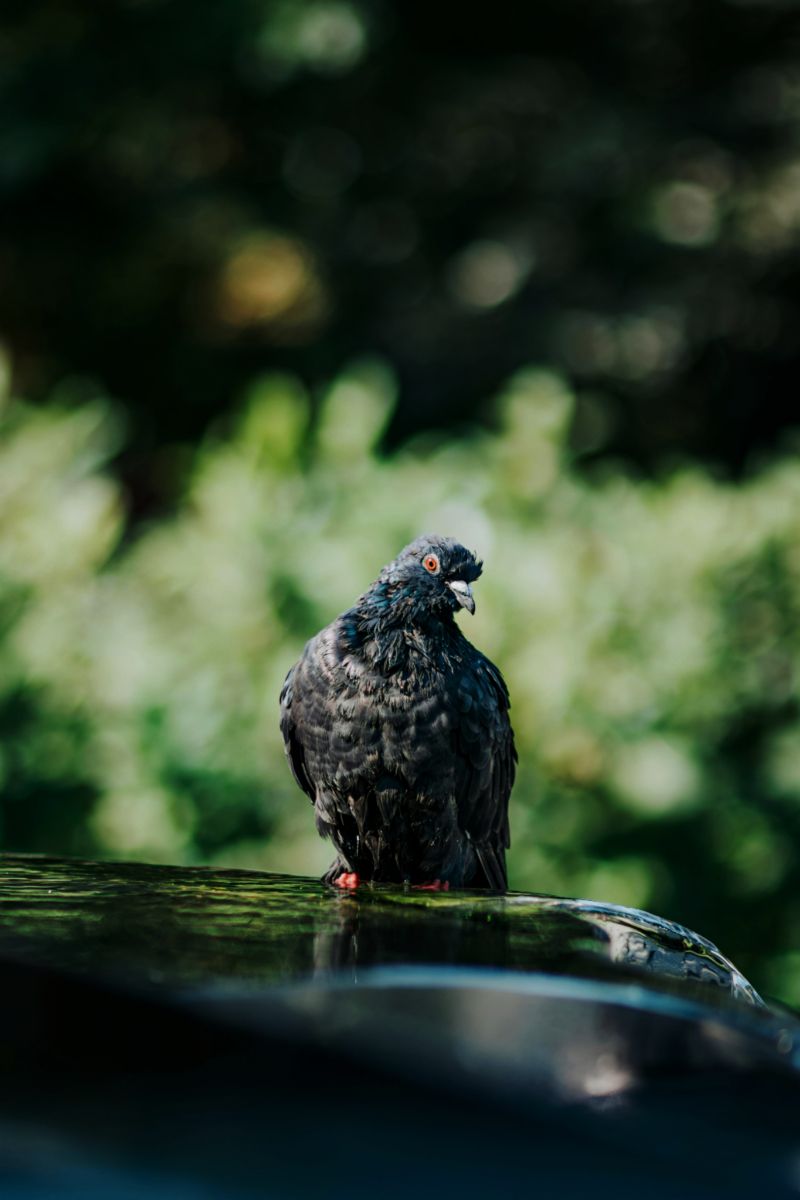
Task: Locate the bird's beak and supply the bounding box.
[447,580,475,614]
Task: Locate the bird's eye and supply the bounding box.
[423,554,440,574]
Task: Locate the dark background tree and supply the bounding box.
[3,0,800,515]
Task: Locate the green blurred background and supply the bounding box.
[3,0,800,1003]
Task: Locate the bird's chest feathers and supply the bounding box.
[366,627,461,693]
[331,626,464,777]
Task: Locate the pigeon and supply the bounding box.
[279,536,516,890]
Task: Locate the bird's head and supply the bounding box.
[375,535,483,623]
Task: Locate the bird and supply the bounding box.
[279,536,516,890]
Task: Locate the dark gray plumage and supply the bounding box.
[279,536,516,889]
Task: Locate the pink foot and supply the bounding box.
[333,872,360,889]
[414,880,450,891]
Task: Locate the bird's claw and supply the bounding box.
[333,872,360,889]
[414,879,450,891]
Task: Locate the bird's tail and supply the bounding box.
[475,843,508,892]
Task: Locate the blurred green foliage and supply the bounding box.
[2,360,800,1003]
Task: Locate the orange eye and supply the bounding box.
[423,554,440,574]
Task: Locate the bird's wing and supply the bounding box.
[280,623,359,805]
[279,660,317,802]
[280,623,376,869]
[452,653,517,890]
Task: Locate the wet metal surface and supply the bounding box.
[2,854,800,1199]
[0,854,764,1006]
